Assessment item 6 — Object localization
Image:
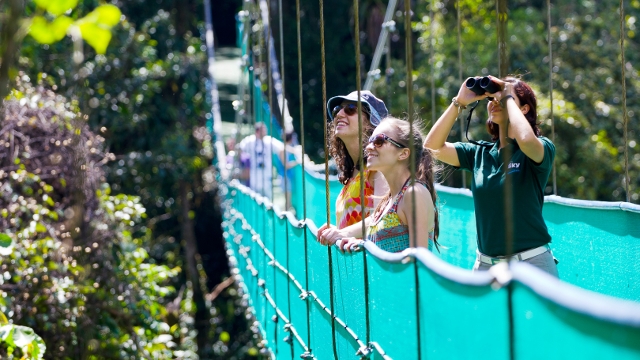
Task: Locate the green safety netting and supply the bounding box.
[221,177,640,359]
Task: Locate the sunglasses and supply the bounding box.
[368,133,406,149]
[332,103,369,119]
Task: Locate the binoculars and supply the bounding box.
[465,76,502,96]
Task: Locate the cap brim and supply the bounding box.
[326,95,381,125]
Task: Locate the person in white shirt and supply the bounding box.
[238,122,283,199]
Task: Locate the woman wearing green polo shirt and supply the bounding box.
[424,76,558,277]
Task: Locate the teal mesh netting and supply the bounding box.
[222,176,640,359]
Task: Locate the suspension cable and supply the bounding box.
[265,0,279,354]
[429,0,435,124]
[318,0,337,357]
[457,0,466,188]
[404,1,421,358]
[256,2,270,331]
[547,0,557,195]
[276,0,294,357]
[620,0,630,202]
[352,0,373,349]
[294,0,312,353]
[496,1,515,359]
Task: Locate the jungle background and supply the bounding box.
[0,0,637,358]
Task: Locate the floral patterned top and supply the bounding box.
[366,180,434,252]
[335,170,374,229]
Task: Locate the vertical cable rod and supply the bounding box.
[547,0,557,195]
[404,0,421,358]
[353,0,372,348]
[620,0,630,202]
[457,0,466,189]
[429,0,436,123]
[265,0,278,354]
[276,0,294,357]
[294,0,312,353]
[318,0,337,357]
[496,1,515,359]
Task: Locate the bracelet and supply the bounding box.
[451,97,466,113]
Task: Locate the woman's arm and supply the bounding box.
[398,185,434,249]
[489,77,545,163]
[504,97,545,163]
[424,79,487,166]
[317,217,371,245]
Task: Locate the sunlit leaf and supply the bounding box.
[36,223,47,233]
[34,0,78,16]
[0,311,8,325]
[28,16,73,44]
[12,325,46,359]
[12,326,36,347]
[0,233,13,255]
[92,4,122,27]
[0,325,15,346]
[75,5,121,53]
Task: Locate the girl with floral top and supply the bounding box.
[317,91,389,244]
[339,117,439,253]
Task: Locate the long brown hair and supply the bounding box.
[328,111,375,185]
[486,76,540,141]
[373,117,440,246]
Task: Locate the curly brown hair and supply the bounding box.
[328,113,376,185]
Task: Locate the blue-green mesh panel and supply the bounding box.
[222,180,640,359]
[416,261,510,360]
[511,281,640,359]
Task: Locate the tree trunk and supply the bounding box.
[0,0,24,101]
[179,181,211,355]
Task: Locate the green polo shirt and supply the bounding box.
[454,137,555,257]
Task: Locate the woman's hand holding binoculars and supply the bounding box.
[457,75,516,105]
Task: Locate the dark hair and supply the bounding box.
[486,76,540,141]
[328,109,375,185]
[374,117,440,246]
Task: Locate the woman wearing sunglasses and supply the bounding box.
[339,117,439,252]
[423,76,558,276]
[317,90,389,244]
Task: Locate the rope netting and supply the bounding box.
[213,0,640,358]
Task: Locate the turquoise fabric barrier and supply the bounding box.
[285,165,640,302]
[222,180,640,359]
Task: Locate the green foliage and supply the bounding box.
[362,0,639,202]
[0,320,46,360]
[28,1,121,55]
[0,81,198,358]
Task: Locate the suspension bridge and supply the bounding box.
[207,0,640,358]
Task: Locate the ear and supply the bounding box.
[398,148,411,161]
[521,104,530,115]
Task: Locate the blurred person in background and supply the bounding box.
[277,130,299,211]
[238,122,283,199]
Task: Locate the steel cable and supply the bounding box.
[318,0,338,357]
[403,1,421,358]
[547,0,557,196]
[620,0,630,202]
[294,0,313,353]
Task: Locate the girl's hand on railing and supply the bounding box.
[337,238,364,254]
[317,223,342,245]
